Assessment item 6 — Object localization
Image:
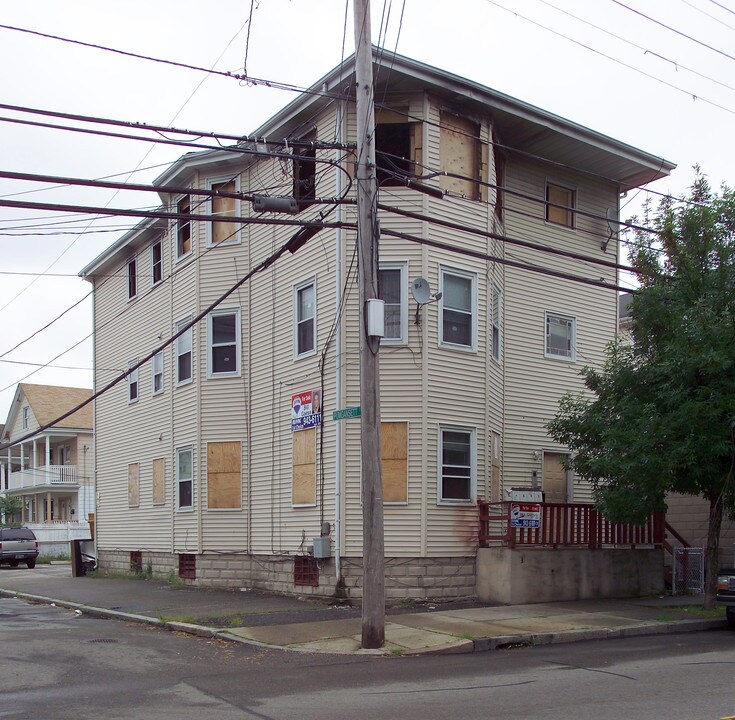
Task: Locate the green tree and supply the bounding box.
[548,171,735,607]
[0,495,22,524]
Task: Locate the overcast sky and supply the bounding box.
[1,0,733,422]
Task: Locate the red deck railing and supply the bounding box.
[477,500,666,549]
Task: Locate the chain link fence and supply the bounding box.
[672,546,704,595]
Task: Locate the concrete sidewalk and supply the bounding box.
[0,565,728,655]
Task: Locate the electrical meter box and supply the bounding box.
[312,536,331,558]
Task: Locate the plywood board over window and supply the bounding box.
[128,463,140,507]
[211,180,238,245]
[207,441,241,509]
[152,458,166,506]
[293,428,316,506]
[382,421,407,503]
[440,112,483,200]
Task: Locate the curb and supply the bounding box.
[1,588,728,656]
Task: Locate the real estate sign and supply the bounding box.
[510,502,542,529]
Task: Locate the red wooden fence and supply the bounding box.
[477,500,666,549]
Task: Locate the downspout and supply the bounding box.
[334,96,345,583]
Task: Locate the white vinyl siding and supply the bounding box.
[439,267,477,351]
[545,312,576,361]
[378,261,407,344]
[207,308,241,377]
[176,446,194,510]
[491,285,502,363]
[438,426,476,503]
[294,277,316,358]
[127,360,138,403]
[176,320,193,385]
[152,351,164,395]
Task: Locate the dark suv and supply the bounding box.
[717,566,735,628]
[0,527,39,569]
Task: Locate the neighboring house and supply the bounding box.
[618,293,735,565]
[80,50,674,599]
[0,384,94,555]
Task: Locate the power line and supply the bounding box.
[709,0,735,17]
[679,0,735,33]
[611,0,735,62]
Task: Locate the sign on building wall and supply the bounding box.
[291,388,322,432]
[510,502,542,529]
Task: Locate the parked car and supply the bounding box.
[717,567,735,628]
[0,527,39,569]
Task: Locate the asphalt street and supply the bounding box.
[1,592,734,720]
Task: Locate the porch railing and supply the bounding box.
[477,500,665,549]
[7,465,78,489]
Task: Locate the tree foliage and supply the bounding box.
[548,171,735,605]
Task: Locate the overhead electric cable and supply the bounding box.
[611,0,735,62]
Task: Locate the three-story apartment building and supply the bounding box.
[81,50,674,599]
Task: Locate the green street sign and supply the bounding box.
[332,406,361,421]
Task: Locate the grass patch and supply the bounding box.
[458,632,474,640]
[160,615,198,625]
[656,606,725,622]
[389,647,404,655]
[37,554,70,564]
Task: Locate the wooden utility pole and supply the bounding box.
[353,0,385,649]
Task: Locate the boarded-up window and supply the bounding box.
[493,141,505,220]
[293,428,316,506]
[128,463,140,507]
[546,182,575,227]
[382,422,407,503]
[490,431,501,502]
[293,133,317,210]
[207,441,241,509]
[210,179,238,245]
[440,113,482,200]
[152,458,165,506]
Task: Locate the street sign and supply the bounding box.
[332,406,361,421]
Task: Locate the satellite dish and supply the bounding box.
[606,208,620,234]
[411,277,431,305]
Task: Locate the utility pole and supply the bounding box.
[353,0,385,649]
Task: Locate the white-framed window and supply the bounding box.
[439,267,477,351]
[294,278,316,358]
[207,308,241,377]
[176,195,192,259]
[176,446,194,510]
[546,181,576,228]
[438,425,476,503]
[127,360,139,403]
[151,240,163,286]
[22,406,29,429]
[378,261,407,344]
[206,177,240,246]
[152,351,164,395]
[176,320,193,385]
[491,284,502,363]
[127,258,137,300]
[545,312,576,361]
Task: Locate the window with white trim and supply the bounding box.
[294,279,316,357]
[439,426,475,502]
[22,406,29,429]
[127,258,137,300]
[546,182,575,228]
[440,267,476,350]
[176,446,193,510]
[176,196,192,258]
[208,308,240,377]
[127,360,139,403]
[378,262,407,344]
[152,351,164,395]
[207,178,239,246]
[176,321,193,385]
[151,240,163,285]
[491,285,502,363]
[545,312,576,361]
